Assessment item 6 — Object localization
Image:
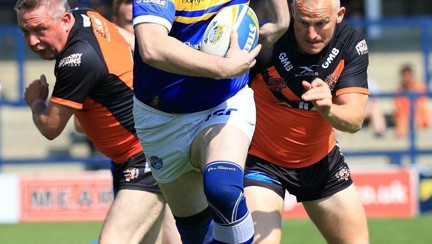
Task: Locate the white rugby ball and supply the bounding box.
[201,4,259,57]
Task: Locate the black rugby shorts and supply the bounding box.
[244,146,353,202]
[111,151,161,197]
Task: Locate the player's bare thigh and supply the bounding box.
[157,124,252,218]
[158,170,208,217]
[303,184,369,244]
[191,124,250,169]
[99,189,166,244]
[244,186,284,244]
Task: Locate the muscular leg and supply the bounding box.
[158,170,211,244]
[193,124,254,244]
[244,186,284,244]
[99,189,166,244]
[158,170,208,217]
[162,204,182,244]
[303,184,369,244]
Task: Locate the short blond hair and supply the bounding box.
[15,0,70,19]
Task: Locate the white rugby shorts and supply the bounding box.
[133,86,256,183]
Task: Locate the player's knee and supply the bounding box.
[203,161,248,224]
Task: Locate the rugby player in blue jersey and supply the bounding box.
[132,0,288,243]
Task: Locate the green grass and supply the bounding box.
[282,215,432,244]
[0,221,103,244]
[1,215,432,244]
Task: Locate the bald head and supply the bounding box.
[291,0,345,55]
[293,0,340,13]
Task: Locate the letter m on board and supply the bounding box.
[31,191,52,207]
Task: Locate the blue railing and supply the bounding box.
[343,17,432,166]
[347,17,432,90]
[342,92,432,167]
[0,25,26,107]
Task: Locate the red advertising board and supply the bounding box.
[282,168,416,218]
[20,172,113,222]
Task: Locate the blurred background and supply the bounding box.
[0,0,432,242]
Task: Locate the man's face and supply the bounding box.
[293,0,344,55]
[17,6,69,60]
[115,2,133,34]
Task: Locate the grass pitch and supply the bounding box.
[0,215,431,243]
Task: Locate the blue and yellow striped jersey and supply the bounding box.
[133,0,251,113]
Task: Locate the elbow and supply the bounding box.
[346,119,365,134]
[40,128,62,140]
[43,133,59,141]
[334,119,364,134]
[138,45,160,65]
[346,126,362,134]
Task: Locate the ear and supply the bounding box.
[336,6,345,24]
[61,12,74,32]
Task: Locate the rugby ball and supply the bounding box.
[201,4,259,57]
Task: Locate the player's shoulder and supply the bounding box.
[56,39,101,74]
[335,21,369,58]
[335,21,365,43]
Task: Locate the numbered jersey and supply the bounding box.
[249,20,369,168]
[132,0,251,113]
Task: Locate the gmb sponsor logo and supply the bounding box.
[58,53,82,68]
[136,0,168,7]
[321,47,339,69]
[278,52,293,72]
[356,39,368,55]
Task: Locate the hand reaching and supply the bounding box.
[301,78,332,116]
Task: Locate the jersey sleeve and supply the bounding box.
[51,41,105,109]
[133,0,176,32]
[335,32,369,96]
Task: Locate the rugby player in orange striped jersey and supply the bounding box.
[245,0,370,243]
[16,0,178,243]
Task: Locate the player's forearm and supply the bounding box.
[30,100,60,140]
[324,104,365,133]
[267,0,290,30]
[138,34,230,79]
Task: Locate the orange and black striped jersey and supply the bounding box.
[249,21,369,168]
[50,9,140,164]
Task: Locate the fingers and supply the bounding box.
[40,74,47,85]
[249,43,262,58]
[247,59,257,69]
[229,29,240,50]
[302,80,312,90]
[302,79,331,102]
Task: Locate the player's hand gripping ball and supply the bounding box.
[201,4,259,57]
